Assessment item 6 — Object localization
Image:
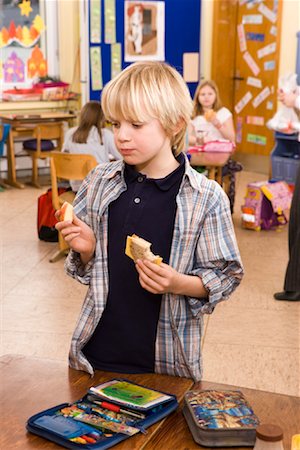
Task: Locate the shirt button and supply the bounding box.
[134,197,141,204]
[137,176,144,183]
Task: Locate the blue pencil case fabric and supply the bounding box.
[26,378,178,449]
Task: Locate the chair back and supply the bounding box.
[33,122,64,154]
[0,124,11,157]
[50,151,98,210]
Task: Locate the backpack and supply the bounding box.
[241,180,292,231]
[37,188,67,242]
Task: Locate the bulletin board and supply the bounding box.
[88,0,201,101]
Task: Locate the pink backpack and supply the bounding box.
[241,181,292,231]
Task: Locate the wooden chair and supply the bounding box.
[23,122,64,188]
[49,151,98,263]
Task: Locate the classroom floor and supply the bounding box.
[0,170,299,397]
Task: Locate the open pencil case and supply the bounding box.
[26,378,178,449]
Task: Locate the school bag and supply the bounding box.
[241,180,292,231]
[37,188,67,242]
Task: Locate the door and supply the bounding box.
[212,0,282,156]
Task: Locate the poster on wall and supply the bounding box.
[124,1,165,62]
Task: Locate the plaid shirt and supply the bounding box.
[65,157,243,381]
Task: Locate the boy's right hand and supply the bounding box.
[55,210,96,261]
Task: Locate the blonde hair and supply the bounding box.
[73,101,105,144]
[101,61,193,154]
[191,80,222,119]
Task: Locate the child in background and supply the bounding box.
[56,62,243,381]
[189,80,242,213]
[62,100,121,191]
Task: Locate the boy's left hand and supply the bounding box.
[135,259,183,295]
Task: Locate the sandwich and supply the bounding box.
[60,201,73,222]
[125,234,162,264]
[204,109,216,122]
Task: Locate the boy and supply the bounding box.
[56,61,243,381]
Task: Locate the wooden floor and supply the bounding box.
[0,170,299,397]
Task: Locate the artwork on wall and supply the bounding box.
[124,1,165,62]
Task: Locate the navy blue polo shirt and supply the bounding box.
[83,153,185,373]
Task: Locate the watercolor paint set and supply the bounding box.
[27,379,178,449]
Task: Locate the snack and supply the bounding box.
[125,234,162,264]
[60,201,73,222]
[204,109,215,122]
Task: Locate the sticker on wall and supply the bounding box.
[270,25,277,36]
[90,46,103,90]
[3,51,25,82]
[243,51,260,76]
[257,42,276,59]
[264,60,275,71]
[258,3,277,23]
[235,91,253,114]
[111,43,121,78]
[266,101,273,110]
[247,133,267,145]
[104,0,116,43]
[236,117,243,144]
[247,76,262,88]
[27,46,47,78]
[183,53,199,82]
[246,32,265,42]
[246,116,264,126]
[18,0,33,17]
[242,15,263,25]
[252,86,271,108]
[237,24,247,52]
[124,1,165,62]
[90,0,101,43]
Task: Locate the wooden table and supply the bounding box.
[0,112,77,188]
[145,380,300,450]
[189,151,231,185]
[0,355,193,449]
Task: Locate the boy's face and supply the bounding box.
[111,118,172,172]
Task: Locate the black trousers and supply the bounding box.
[284,163,300,291]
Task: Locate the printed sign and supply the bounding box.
[257,42,276,59]
[252,87,271,108]
[242,14,263,24]
[246,32,265,42]
[264,60,276,71]
[243,51,260,76]
[247,133,267,145]
[270,26,277,36]
[237,24,247,52]
[246,116,264,126]
[266,101,274,110]
[235,91,253,114]
[247,77,262,88]
[258,3,277,23]
[236,116,243,144]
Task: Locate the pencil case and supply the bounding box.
[183,389,260,447]
[26,378,178,449]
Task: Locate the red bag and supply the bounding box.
[37,188,67,242]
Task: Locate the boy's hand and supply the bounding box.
[135,259,184,295]
[55,210,96,261]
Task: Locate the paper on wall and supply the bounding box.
[264,60,275,71]
[237,24,247,52]
[270,25,277,36]
[183,53,199,82]
[266,101,273,110]
[257,42,276,59]
[104,0,116,43]
[246,116,264,126]
[252,86,271,108]
[111,43,121,79]
[246,32,265,42]
[258,3,277,23]
[235,91,253,114]
[243,51,260,76]
[90,47,103,91]
[242,14,263,24]
[247,77,262,88]
[90,0,101,43]
[236,116,243,144]
[247,133,267,145]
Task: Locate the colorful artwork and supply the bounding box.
[3,51,25,82]
[27,45,47,78]
[247,133,267,145]
[90,0,101,43]
[18,0,33,17]
[0,16,45,48]
[124,1,165,62]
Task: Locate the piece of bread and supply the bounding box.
[125,234,162,264]
[204,109,215,122]
[60,201,73,222]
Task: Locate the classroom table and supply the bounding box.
[189,150,232,185]
[0,354,193,449]
[0,112,77,189]
[1,355,299,450]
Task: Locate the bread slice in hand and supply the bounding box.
[125,234,162,264]
[60,201,73,222]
